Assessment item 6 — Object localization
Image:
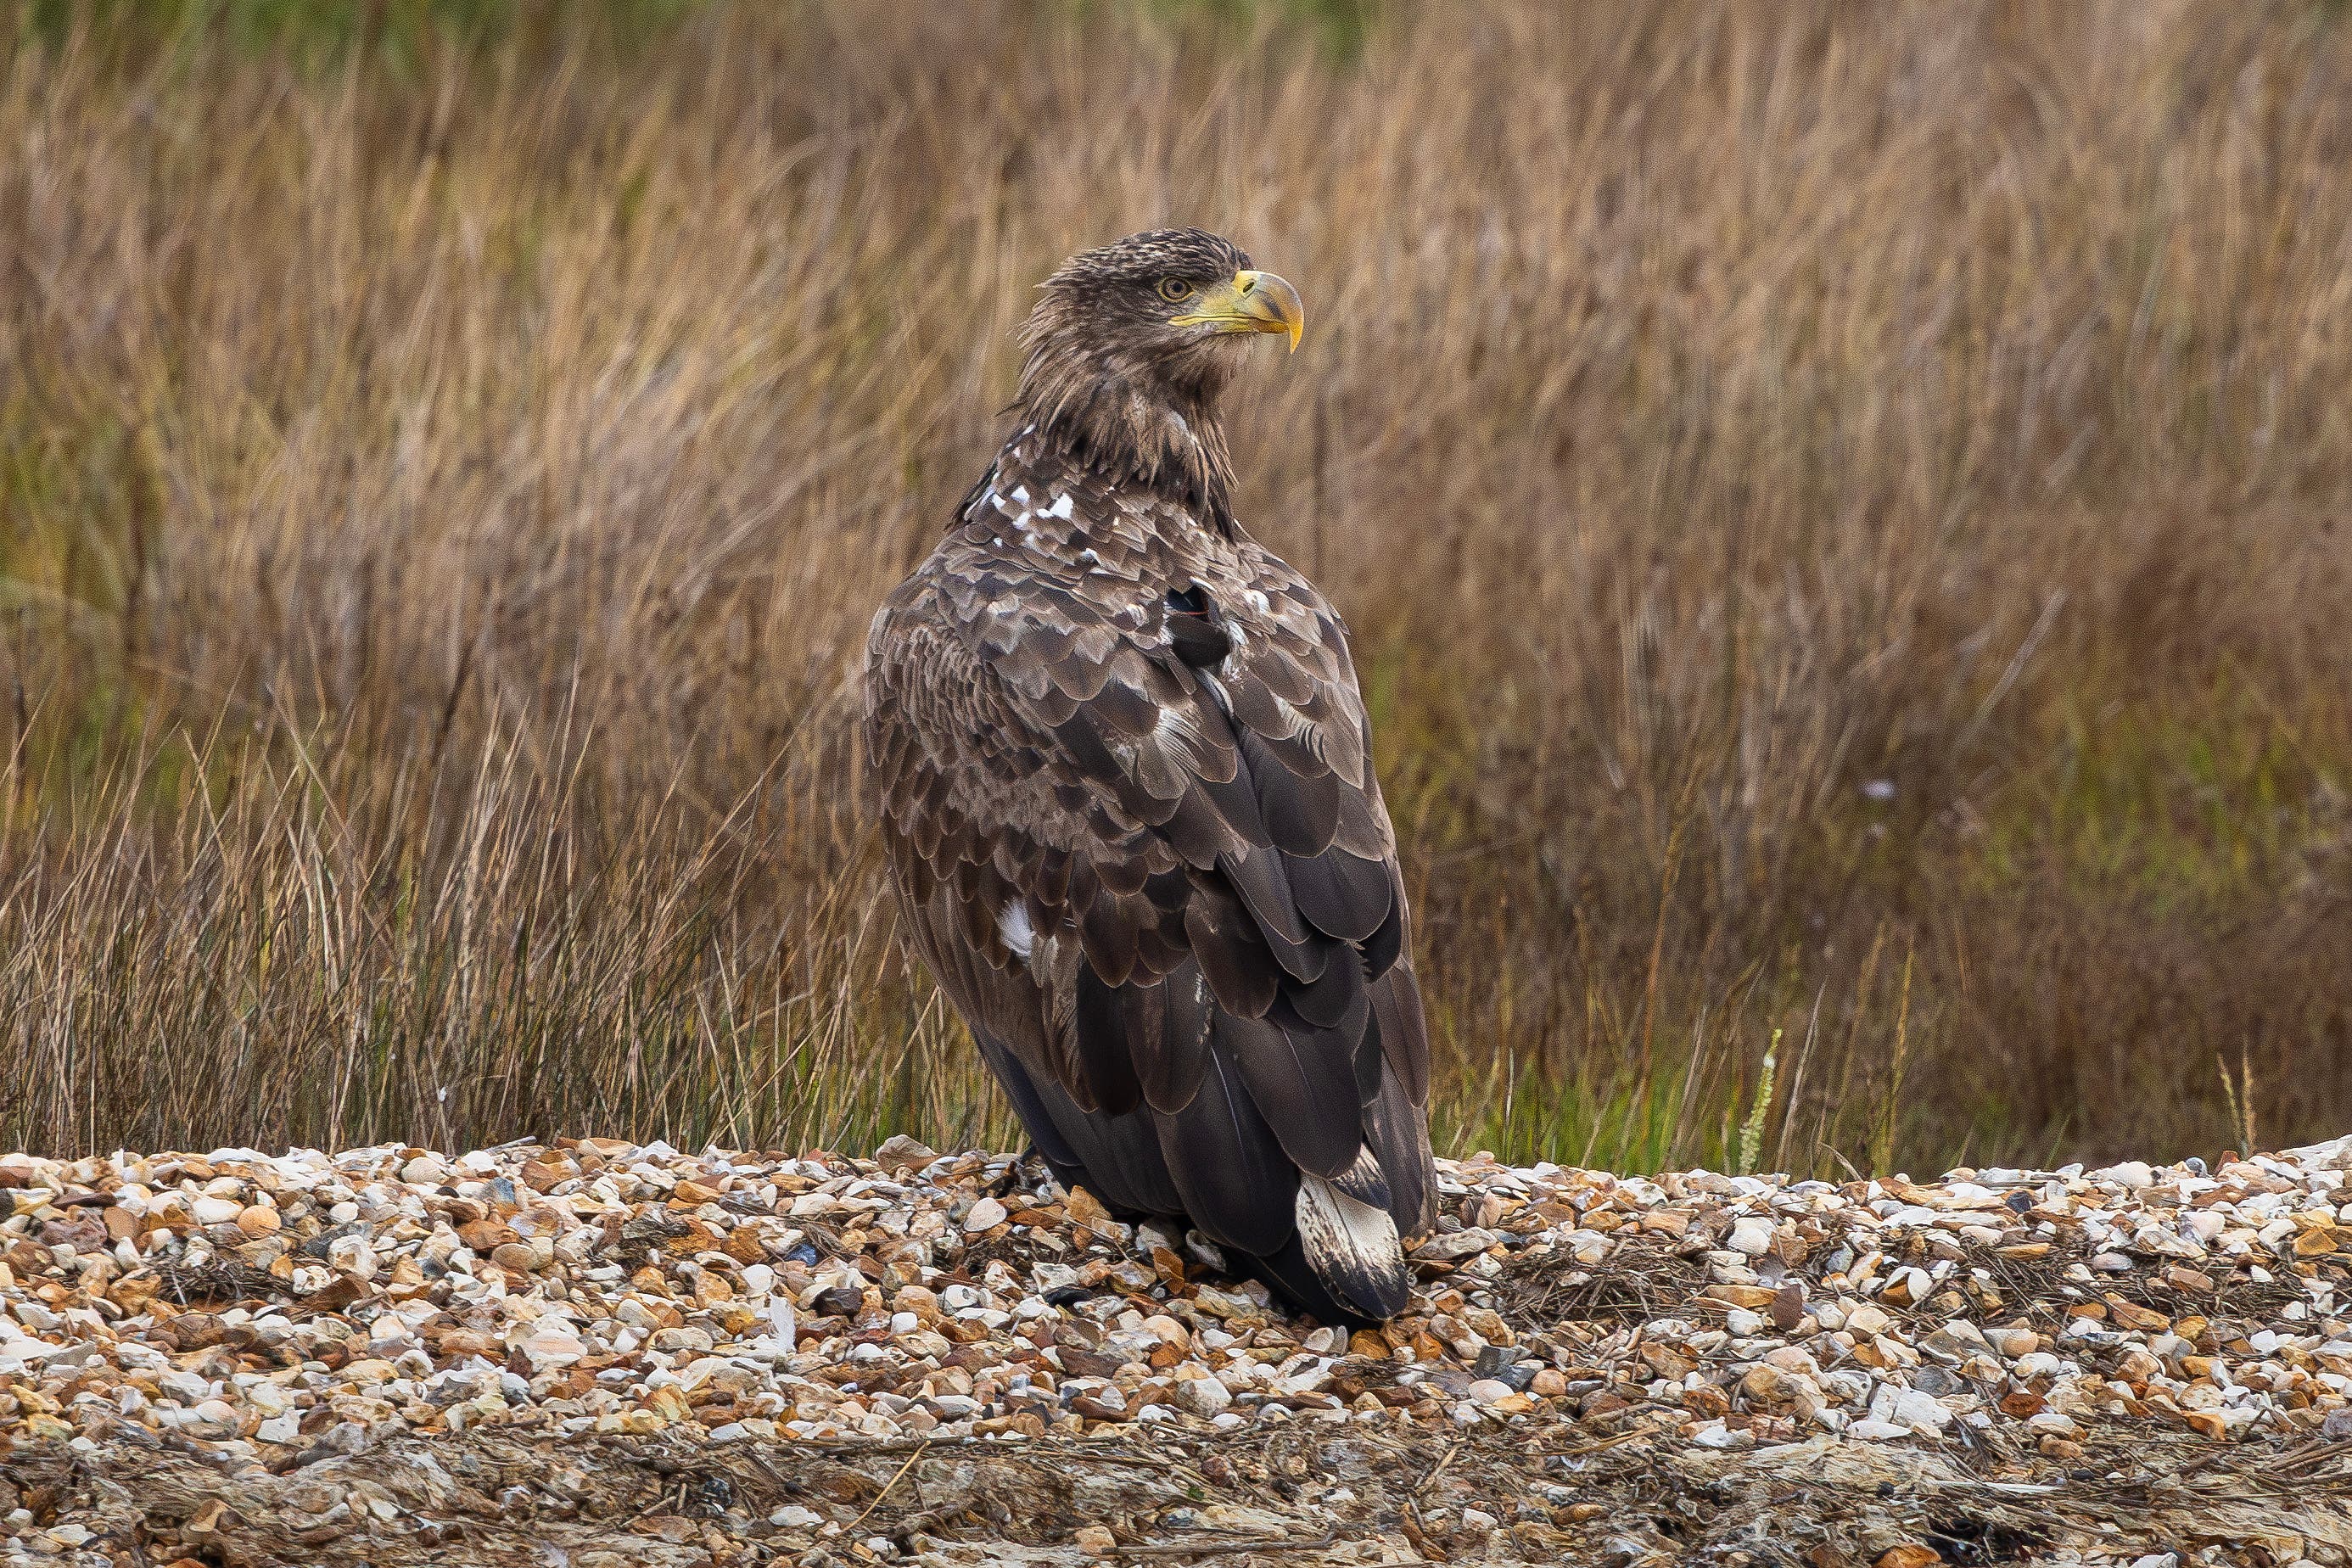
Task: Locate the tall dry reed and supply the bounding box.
[4,0,2350,1172]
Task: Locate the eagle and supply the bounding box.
[864,229,1436,1323]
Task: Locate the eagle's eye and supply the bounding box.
[1156,277,1196,303]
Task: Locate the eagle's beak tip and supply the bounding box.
[1177,268,1304,350]
[1239,269,1305,354]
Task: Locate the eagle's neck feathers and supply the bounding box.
[1013,380,1235,533]
[1006,328,1241,534]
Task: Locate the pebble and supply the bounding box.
[189,1196,242,1227]
[1173,1374,1232,1417]
[1868,1386,1952,1431]
[0,1130,2344,1494]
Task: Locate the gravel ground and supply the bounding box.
[3,1132,2350,1566]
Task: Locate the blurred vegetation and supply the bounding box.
[10,0,706,65]
[3,0,2349,1176]
[7,0,1382,68]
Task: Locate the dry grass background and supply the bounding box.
[5,0,2351,1174]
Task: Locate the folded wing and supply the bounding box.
[866,544,1435,1319]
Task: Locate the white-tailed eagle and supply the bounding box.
[865,229,1435,1322]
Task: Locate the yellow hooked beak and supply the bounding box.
[1171,269,1305,352]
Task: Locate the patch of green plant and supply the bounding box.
[9,0,710,71]
[1069,0,1382,59]
[1971,687,2343,906]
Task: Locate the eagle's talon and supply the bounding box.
[987,1146,1039,1200]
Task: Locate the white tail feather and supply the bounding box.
[1296,1155,1408,1319]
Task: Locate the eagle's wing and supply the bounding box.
[865,543,1435,1314]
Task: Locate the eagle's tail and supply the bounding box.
[1289,1162,1410,1322]
[1226,1182,1404,1329]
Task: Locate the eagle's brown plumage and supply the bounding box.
[864,229,1435,1322]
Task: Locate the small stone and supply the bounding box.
[872,1134,938,1173]
[812,1286,865,1319]
[1870,1386,1952,1432]
[186,1398,242,1436]
[1727,1217,1773,1256]
[518,1330,586,1370]
[1139,1313,1190,1351]
[1705,1283,1778,1308]
[1771,1281,1807,1330]
[1074,1526,1118,1553]
[2183,1408,2240,1440]
[1471,1343,1524,1378]
[963,1196,1008,1232]
[1874,1548,1944,1568]
[457,1219,514,1252]
[1065,1185,1117,1232]
[1895,1265,1942,1305]
[1410,1228,1497,1261]
[1845,1303,1891,1336]
[1173,1376,1232,1418]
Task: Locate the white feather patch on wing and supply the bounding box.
[998,902,1035,960]
[1124,697,1217,798]
[1295,1158,1406,1318]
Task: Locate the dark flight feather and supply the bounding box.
[1233,1006,1367,1179]
[1152,1043,1299,1256]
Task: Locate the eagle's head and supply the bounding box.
[1011,230,1302,515]
[1021,228,1302,400]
